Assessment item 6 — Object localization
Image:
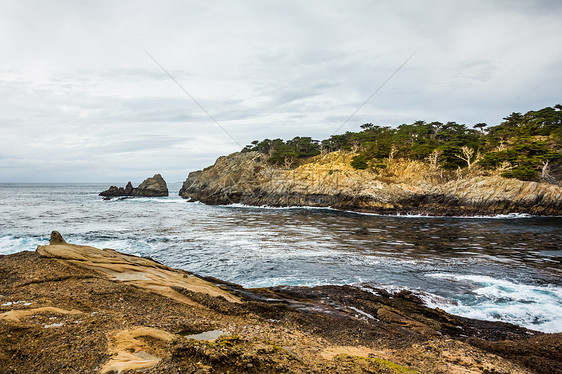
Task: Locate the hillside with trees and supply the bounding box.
[242,105,562,183]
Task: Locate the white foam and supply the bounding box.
[223,203,338,212]
[425,274,562,332]
[329,210,538,219]
[0,235,44,254]
[358,283,410,295]
[123,197,186,204]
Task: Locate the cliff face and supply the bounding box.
[179,152,562,216]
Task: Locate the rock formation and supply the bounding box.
[179,152,562,216]
[1,232,560,373]
[100,174,168,198]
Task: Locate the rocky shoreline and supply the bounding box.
[1,232,560,373]
[179,152,562,216]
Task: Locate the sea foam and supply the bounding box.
[425,273,562,332]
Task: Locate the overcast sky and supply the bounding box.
[1,0,561,183]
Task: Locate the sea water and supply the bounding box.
[0,183,560,333]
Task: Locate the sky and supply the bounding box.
[1,0,561,183]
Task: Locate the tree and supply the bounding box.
[242,104,561,183]
[456,146,481,169]
[429,122,442,139]
[427,149,442,169]
[286,137,321,158]
[474,123,487,133]
[351,154,369,169]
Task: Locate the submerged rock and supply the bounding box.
[100,174,168,198]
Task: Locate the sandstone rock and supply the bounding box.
[179,151,562,216]
[100,174,168,198]
[1,234,559,373]
[50,231,67,245]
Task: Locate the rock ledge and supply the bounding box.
[0,232,560,373]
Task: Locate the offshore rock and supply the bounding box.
[100,174,168,198]
[179,152,562,216]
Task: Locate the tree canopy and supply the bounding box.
[241,105,562,181]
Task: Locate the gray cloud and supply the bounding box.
[0,0,560,182]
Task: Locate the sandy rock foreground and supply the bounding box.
[0,232,560,373]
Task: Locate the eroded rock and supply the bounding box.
[179,152,562,216]
[1,233,560,373]
[100,174,168,198]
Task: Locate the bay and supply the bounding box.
[0,183,560,332]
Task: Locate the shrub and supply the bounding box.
[501,166,539,181]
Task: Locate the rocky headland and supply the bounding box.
[1,232,561,373]
[100,174,168,199]
[179,152,562,216]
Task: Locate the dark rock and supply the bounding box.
[100,174,168,198]
[124,182,134,195]
[131,174,168,197]
[99,186,125,197]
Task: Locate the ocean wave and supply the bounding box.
[357,279,562,333]
[2,184,560,333]
[349,211,538,219]
[218,203,543,219]
[103,196,186,204]
[425,273,562,333]
[0,234,46,254]
[220,203,338,212]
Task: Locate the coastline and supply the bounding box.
[207,201,562,219]
[1,232,560,373]
[179,152,562,217]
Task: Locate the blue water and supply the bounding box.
[0,183,561,332]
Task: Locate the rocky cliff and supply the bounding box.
[179,152,562,216]
[100,173,168,198]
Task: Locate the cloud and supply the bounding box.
[0,0,561,182]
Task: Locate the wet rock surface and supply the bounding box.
[1,234,560,373]
[100,173,168,198]
[179,152,562,216]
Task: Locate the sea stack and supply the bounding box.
[100,174,168,198]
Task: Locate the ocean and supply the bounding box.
[0,183,560,333]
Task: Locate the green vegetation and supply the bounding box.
[335,354,419,373]
[242,136,321,165]
[241,105,562,182]
[371,357,420,373]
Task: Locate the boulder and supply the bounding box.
[100,174,168,198]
